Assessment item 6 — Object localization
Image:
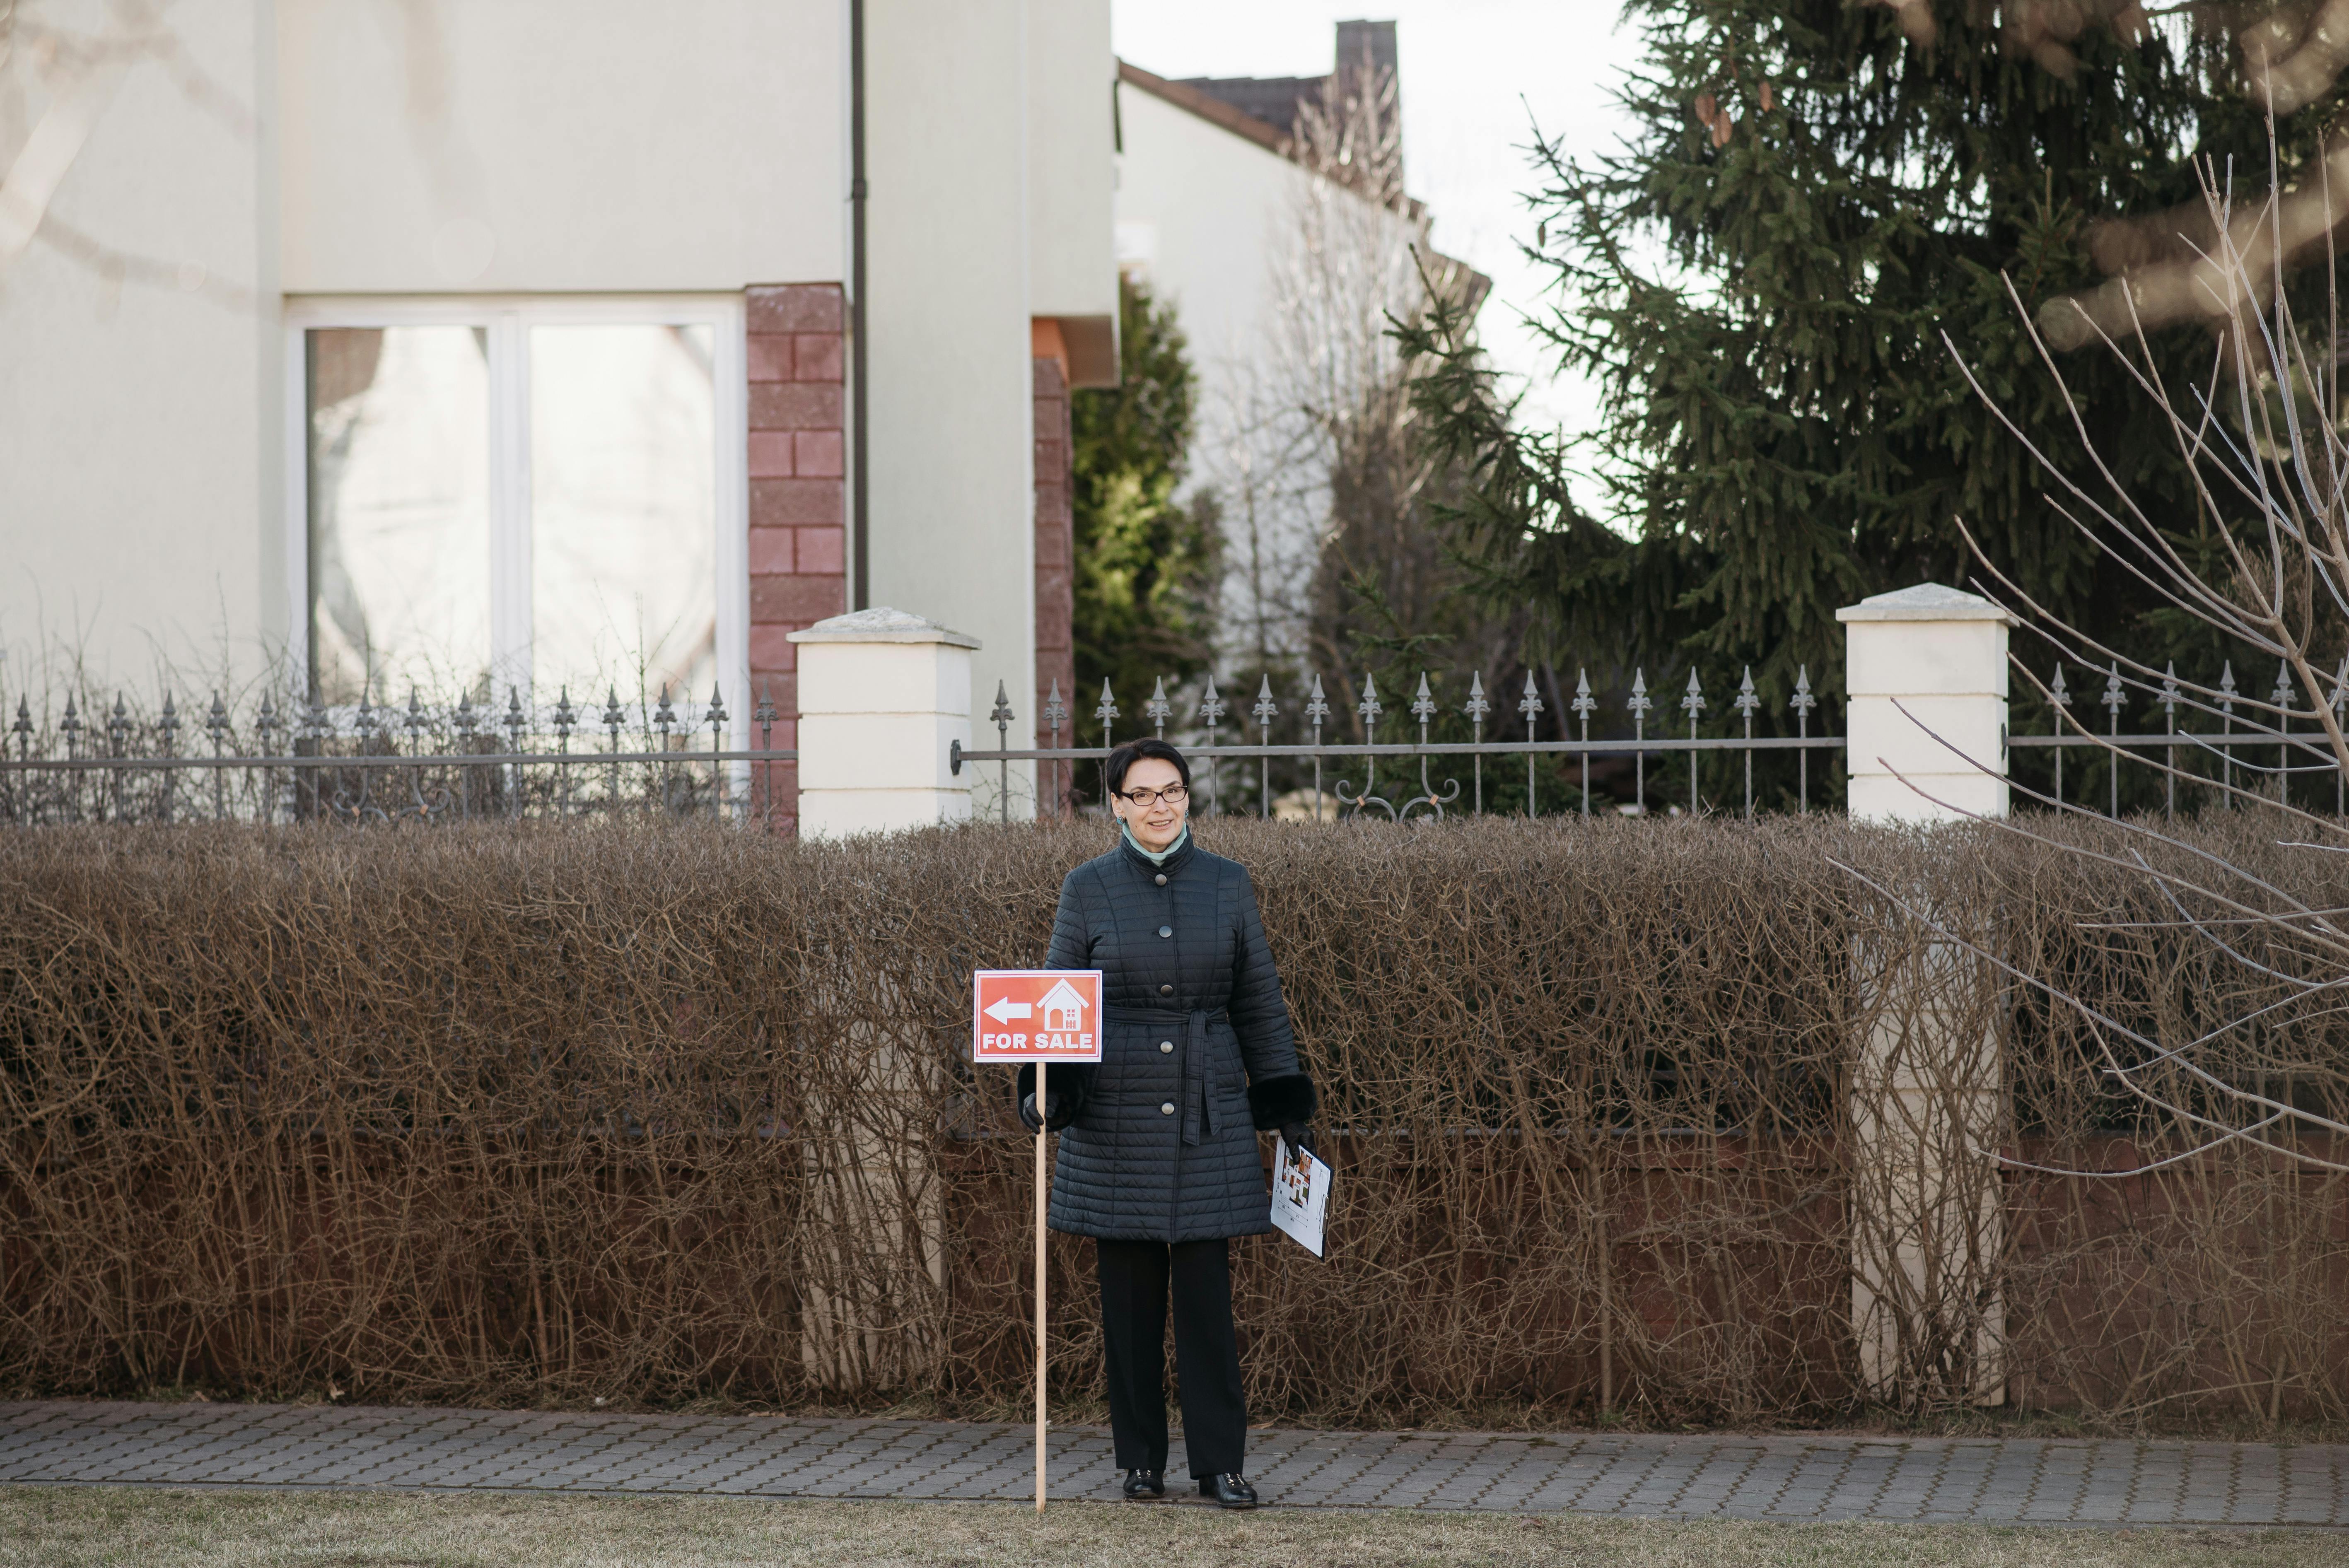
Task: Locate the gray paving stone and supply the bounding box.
[0,1400,2343,1525]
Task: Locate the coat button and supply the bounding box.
[1160,1102,1175,1115]
[1154,873,1167,885]
[1159,925,1173,938]
[1159,1041,1173,1054]
[1159,984,1173,996]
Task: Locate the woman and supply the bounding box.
[1016,736,1317,1509]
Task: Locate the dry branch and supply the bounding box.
[0,816,2342,1426]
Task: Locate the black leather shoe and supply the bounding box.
[1199,1472,1258,1508]
[1121,1468,1165,1499]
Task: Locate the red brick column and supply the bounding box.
[1033,356,1077,818]
[746,284,848,836]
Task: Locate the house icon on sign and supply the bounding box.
[1038,978,1089,1034]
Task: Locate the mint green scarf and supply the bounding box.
[1120,823,1189,866]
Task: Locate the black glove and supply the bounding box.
[1016,1062,1088,1131]
[1280,1122,1316,1158]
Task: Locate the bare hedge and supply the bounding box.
[1,815,2343,1427]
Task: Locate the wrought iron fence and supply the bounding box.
[2,681,797,827]
[23,653,2332,832]
[954,665,1845,822]
[2013,657,2349,819]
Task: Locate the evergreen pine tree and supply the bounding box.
[1403,2,2344,721]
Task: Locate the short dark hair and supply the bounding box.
[1103,737,1191,798]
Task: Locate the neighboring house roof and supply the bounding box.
[1176,72,1329,144]
[1173,19,1399,150]
[1119,61,1290,158]
[1115,59,1493,318]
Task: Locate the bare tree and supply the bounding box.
[1885,116,2349,1179]
[1205,55,1496,705]
[1824,123,2349,1398]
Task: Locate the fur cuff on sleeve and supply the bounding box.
[1247,1073,1317,1131]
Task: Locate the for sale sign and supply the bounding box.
[972,970,1105,1063]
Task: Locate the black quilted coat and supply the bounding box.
[1016,832,1316,1242]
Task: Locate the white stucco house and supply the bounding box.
[1112,21,1485,651]
[1114,24,1406,428]
[0,6,1477,830]
[0,0,1116,831]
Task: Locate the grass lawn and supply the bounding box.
[0,1489,2341,1568]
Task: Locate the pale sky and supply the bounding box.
[1111,1,1649,464]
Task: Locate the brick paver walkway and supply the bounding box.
[2,1402,2344,1525]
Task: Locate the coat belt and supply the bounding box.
[1106,1004,1226,1147]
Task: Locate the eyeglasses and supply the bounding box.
[1114,784,1189,808]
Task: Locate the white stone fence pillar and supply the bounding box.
[1840,583,2014,823]
[784,609,972,1385]
[789,608,978,839]
[1838,582,2014,1409]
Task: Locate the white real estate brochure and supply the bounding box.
[1269,1135,1331,1258]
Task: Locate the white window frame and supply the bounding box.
[282,295,750,747]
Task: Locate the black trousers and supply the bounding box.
[1095,1237,1247,1480]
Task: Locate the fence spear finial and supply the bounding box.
[1252,675,1279,727]
[1521,671,1546,721]
[1306,673,1330,726]
[1463,670,1490,722]
[1145,678,1171,734]
[1735,666,1759,716]
[1628,669,1651,717]
[1410,672,1436,725]
[1681,668,1705,716]
[1790,666,1816,716]
[1095,678,1119,749]
[1198,675,1225,726]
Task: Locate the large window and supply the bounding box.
[290,299,746,725]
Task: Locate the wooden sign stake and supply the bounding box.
[971,969,1099,1516]
[1034,1059,1048,1514]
